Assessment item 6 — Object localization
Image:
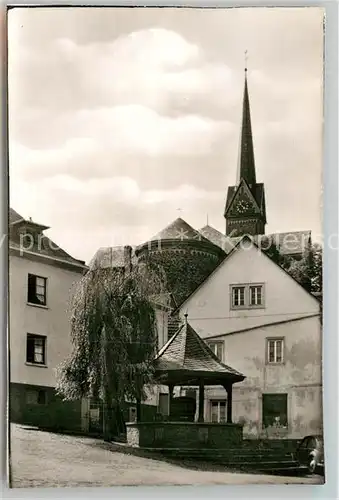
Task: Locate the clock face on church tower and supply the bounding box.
[235,199,251,214]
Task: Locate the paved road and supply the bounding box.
[10,424,323,488]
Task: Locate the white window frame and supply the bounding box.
[266,338,285,364]
[207,341,224,362]
[232,286,246,307]
[230,283,265,310]
[249,285,263,306]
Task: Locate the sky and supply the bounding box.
[8,7,324,263]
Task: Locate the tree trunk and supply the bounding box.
[103,396,125,441]
[103,403,110,442]
[103,391,112,442]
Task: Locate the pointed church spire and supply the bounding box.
[224,56,267,237]
[236,59,256,187]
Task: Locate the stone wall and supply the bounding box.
[126,422,243,449]
[137,242,224,305]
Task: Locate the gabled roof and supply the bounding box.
[154,317,245,385]
[225,182,265,218]
[9,208,86,268]
[149,217,210,244]
[174,234,319,315]
[10,237,86,267]
[9,208,24,224]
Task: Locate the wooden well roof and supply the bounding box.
[154,317,245,386]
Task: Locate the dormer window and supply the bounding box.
[19,226,38,245]
[10,218,49,251]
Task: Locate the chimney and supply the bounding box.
[124,245,132,273]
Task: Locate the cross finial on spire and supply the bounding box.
[244,50,248,73]
[206,214,209,226]
[184,311,188,324]
[177,208,183,217]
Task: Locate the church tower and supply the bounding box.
[224,66,267,237]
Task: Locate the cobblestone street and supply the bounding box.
[10,425,323,488]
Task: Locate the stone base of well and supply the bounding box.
[126,421,243,449]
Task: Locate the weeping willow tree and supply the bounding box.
[56,259,167,441]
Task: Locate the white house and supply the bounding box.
[9,208,88,430]
[177,236,322,440]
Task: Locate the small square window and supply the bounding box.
[267,338,284,364]
[26,334,46,365]
[27,274,47,306]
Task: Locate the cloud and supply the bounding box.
[10,105,235,189]
[10,169,224,261]
[8,8,323,263]
[9,27,236,117]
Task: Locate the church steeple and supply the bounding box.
[237,67,256,187]
[224,61,267,238]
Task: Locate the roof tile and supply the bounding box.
[150,217,210,243]
[155,319,245,383]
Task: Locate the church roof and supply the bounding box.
[237,70,256,187]
[224,71,267,228]
[154,317,245,385]
[149,217,211,244]
[200,224,311,258]
[267,231,311,256]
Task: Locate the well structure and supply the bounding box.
[126,315,246,449]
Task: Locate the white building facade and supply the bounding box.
[9,209,87,429]
[177,237,322,440]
